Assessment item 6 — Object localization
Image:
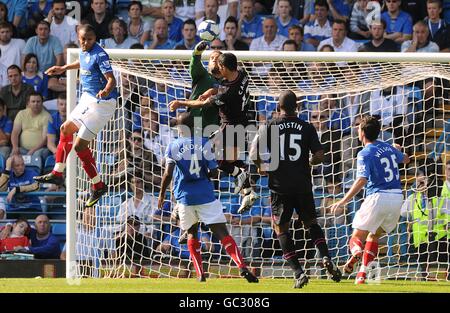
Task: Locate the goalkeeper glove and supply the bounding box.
[194,41,209,56]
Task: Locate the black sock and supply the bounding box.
[309,223,330,259]
[278,232,304,277]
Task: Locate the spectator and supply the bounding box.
[303,0,332,51]
[0,217,30,252]
[223,16,249,51]
[28,1,52,36]
[275,0,300,37]
[287,25,304,51]
[349,0,372,40]
[1,0,27,38]
[163,0,184,43]
[114,215,152,276]
[238,0,264,46]
[282,39,299,51]
[425,0,446,40]
[47,42,78,96]
[23,20,64,73]
[11,91,51,161]
[47,93,67,156]
[250,17,288,51]
[140,0,164,27]
[401,168,437,280]
[195,0,239,21]
[318,19,360,52]
[0,155,40,218]
[0,22,25,69]
[174,19,201,50]
[144,18,176,49]
[104,18,139,49]
[127,1,151,46]
[22,53,48,99]
[401,20,440,52]
[401,0,427,23]
[327,0,352,22]
[173,0,196,21]
[82,0,114,40]
[381,0,413,44]
[196,0,225,40]
[0,98,12,160]
[0,65,33,121]
[28,214,61,259]
[319,43,334,51]
[359,19,400,52]
[48,0,79,48]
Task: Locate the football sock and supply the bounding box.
[187,239,204,277]
[221,235,246,269]
[309,223,330,258]
[278,232,304,277]
[360,240,378,274]
[53,133,73,175]
[349,236,364,257]
[76,147,104,190]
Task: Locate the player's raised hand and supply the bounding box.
[392,143,402,151]
[96,89,110,99]
[45,65,66,76]
[169,100,181,111]
[157,195,165,210]
[330,200,345,215]
[194,40,208,55]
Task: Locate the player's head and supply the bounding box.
[176,112,194,136]
[217,52,238,76]
[278,90,298,115]
[77,23,97,51]
[358,115,380,143]
[208,50,223,78]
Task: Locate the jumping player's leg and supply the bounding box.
[186,223,206,282]
[34,120,79,185]
[344,228,369,274]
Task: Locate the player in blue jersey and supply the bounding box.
[331,115,410,284]
[34,24,117,207]
[158,112,258,283]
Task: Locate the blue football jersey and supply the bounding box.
[79,43,118,100]
[166,136,217,205]
[356,140,405,195]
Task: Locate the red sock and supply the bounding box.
[349,237,364,258]
[362,240,378,268]
[76,147,103,190]
[221,235,246,269]
[187,239,204,277]
[52,133,73,176]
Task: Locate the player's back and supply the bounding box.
[166,136,217,205]
[357,140,404,195]
[265,116,323,194]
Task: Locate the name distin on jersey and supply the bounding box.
[278,122,303,131]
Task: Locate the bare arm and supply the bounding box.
[331,177,367,213]
[96,72,116,98]
[45,60,80,76]
[55,53,64,67]
[158,161,175,209]
[10,123,21,155]
[169,98,210,111]
[47,134,57,154]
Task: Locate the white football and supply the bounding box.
[198,20,220,41]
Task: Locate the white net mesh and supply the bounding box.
[71,51,450,281]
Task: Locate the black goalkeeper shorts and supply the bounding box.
[271,192,317,226]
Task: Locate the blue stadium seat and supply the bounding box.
[44,155,55,174]
[23,155,42,175]
[52,223,66,244]
[0,154,5,172]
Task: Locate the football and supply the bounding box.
[198,20,220,41]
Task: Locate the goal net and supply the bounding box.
[66,50,450,281]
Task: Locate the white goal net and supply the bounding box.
[66,50,450,281]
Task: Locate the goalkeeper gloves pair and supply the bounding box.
[193,41,209,56]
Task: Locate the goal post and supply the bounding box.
[66,48,450,281]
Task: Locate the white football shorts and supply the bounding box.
[69,92,117,141]
[352,190,403,234]
[177,199,226,230]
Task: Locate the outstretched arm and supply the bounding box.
[330,177,367,214]
[158,161,175,209]
[45,60,80,76]
[169,98,211,111]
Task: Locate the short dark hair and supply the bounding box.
[7,64,21,74]
[360,115,380,141]
[315,0,329,11]
[36,20,51,29]
[130,43,144,49]
[128,0,143,11]
[279,90,297,113]
[0,21,13,31]
[218,53,238,71]
[78,23,96,36]
[183,18,196,29]
[57,92,67,100]
[282,39,299,50]
[288,24,303,35]
[225,16,238,28]
[52,0,67,7]
[332,19,347,31]
[27,91,44,103]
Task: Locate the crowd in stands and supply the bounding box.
[0,1,448,280]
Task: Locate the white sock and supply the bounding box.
[53,163,66,173]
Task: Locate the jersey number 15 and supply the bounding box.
[280,134,302,161]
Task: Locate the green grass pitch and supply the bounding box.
[0,278,449,293]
